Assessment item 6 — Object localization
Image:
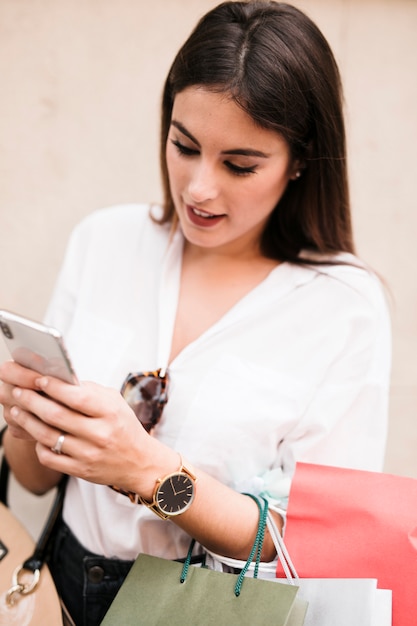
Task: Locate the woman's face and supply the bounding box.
[166,86,297,258]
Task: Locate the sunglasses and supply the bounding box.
[121,367,169,434]
[109,368,169,501]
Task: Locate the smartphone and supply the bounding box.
[0,309,78,384]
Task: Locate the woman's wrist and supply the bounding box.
[115,438,181,503]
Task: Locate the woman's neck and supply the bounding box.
[168,243,279,363]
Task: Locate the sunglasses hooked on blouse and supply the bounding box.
[121,368,169,434]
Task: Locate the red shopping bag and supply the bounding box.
[278,462,417,626]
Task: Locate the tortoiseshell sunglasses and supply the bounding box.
[121,367,169,434]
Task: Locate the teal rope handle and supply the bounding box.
[234,494,268,596]
[179,494,269,599]
[180,539,196,583]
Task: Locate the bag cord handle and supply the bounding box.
[180,494,269,597]
[266,512,299,583]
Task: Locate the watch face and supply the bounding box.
[156,472,195,516]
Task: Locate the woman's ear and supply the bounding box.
[290,138,311,179]
[290,160,303,180]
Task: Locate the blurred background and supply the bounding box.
[0,0,416,537]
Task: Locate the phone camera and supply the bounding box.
[0,322,13,340]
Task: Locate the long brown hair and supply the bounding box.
[158,1,354,263]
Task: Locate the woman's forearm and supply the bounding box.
[128,439,282,562]
[174,468,283,561]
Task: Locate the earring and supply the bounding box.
[294,170,301,179]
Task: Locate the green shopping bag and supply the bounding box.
[101,496,307,626]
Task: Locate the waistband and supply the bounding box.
[53,518,135,583]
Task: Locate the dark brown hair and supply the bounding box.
[158,1,354,262]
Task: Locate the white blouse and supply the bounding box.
[44,204,391,560]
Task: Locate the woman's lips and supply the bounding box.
[186,204,225,228]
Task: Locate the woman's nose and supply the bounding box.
[188,162,219,203]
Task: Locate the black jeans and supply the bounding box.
[47,519,134,626]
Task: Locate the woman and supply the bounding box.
[0,2,391,624]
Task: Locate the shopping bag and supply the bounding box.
[287,578,390,626]
[101,553,307,626]
[279,462,416,626]
[204,511,391,626]
[265,510,392,626]
[101,495,308,626]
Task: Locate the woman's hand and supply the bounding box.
[0,360,153,493]
[0,360,40,440]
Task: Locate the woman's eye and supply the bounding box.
[171,139,198,156]
[170,139,257,177]
[225,161,257,176]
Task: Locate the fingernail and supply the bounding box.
[12,387,22,399]
[35,377,48,390]
[10,406,19,417]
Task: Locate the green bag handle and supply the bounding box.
[180,494,269,597]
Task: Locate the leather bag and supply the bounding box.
[0,426,67,625]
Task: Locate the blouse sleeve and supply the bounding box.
[246,268,392,512]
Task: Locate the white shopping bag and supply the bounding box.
[290,578,391,626]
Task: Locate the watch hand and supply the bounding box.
[169,477,178,495]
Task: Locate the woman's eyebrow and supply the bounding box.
[170,119,269,158]
[171,120,200,146]
[222,148,269,158]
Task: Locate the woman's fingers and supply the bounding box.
[0,379,35,440]
[10,386,103,449]
[8,403,109,482]
[0,360,41,389]
[33,378,143,450]
[35,376,121,418]
[0,361,43,440]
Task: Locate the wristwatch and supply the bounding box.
[139,459,197,520]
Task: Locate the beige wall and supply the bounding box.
[1,0,416,491]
